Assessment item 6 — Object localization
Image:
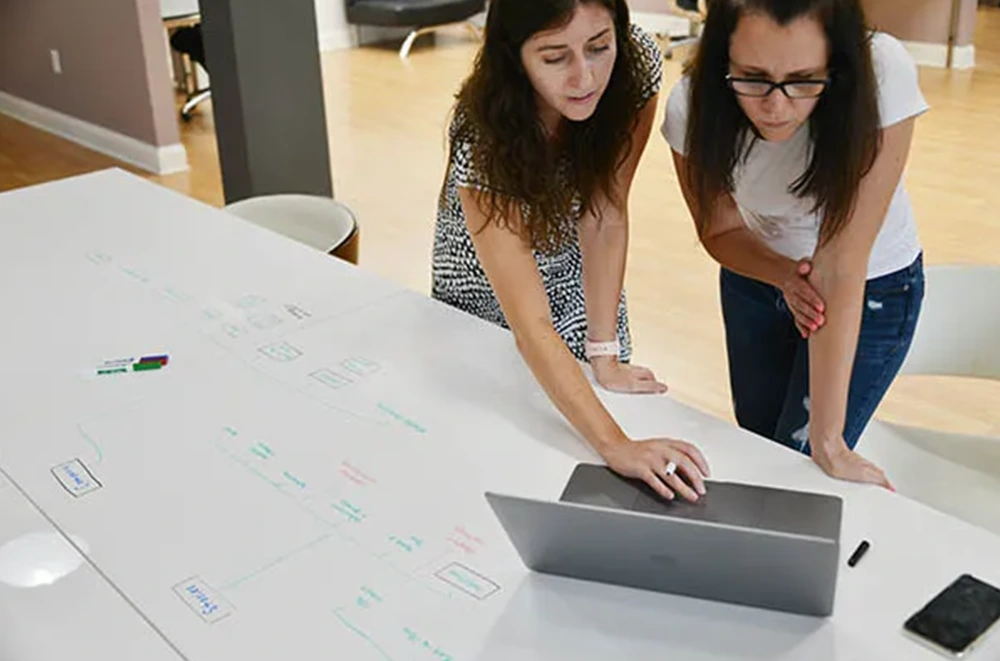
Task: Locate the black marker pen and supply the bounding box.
[848,540,870,567]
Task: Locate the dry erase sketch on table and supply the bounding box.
[77,247,377,357]
[51,459,102,498]
[257,342,304,363]
[76,247,439,439]
[158,287,194,305]
[284,304,312,320]
[34,380,512,659]
[78,247,436,441]
[435,562,502,600]
[0,243,576,659]
[172,576,235,624]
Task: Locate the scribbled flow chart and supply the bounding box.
[62,250,513,660]
[84,248,433,436]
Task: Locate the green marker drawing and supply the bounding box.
[376,403,427,434]
[360,586,383,603]
[85,251,112,265]
[448,568,483,592]
[121,268,150,283]
[222,533,333,591]
[332,610,396,661]
[216,443,335,530]
[331,502,362,523]
[76,425,105,465]
[283,471,306,489]
[216,445,285,489]
[249,442,274,460]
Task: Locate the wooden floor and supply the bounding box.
[2,8,1000,441]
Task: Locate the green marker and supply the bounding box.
[132,361,163,372]
[95,359,166,376]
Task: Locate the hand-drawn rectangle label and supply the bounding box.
[52,459,102,498]
[310,369,351,389]
[341,357,381,377]
[258,341,303,362]
[435,562,500,600]
[173,577,233,624]
[248,312,283,330]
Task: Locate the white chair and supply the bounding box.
[861,265,1000,534]
[224,194,360,264]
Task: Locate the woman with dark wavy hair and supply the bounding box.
[433,0,710,502]
[664,0,928,489]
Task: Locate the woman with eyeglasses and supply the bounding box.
[663,0,928,489]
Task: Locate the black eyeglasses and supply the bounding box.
[725,74,831,99]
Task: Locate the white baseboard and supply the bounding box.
[632,11,693,39]
[951,44,976,70]
[0,90,189,175]
[156,143,190,175]
[319,26,354,52]
[902,41,976,69]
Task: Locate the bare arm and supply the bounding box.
[807,118,917,487]
[580,95,666,392]
[457,186,709,501]
[671,151,796,286]
[670,149,826,335]
[459,187,629,454]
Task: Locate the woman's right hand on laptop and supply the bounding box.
[602,439,710,502]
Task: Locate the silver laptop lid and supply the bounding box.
[559,463,842,541]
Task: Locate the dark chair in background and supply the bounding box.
[345,0,486,59]
[169,24,211,121]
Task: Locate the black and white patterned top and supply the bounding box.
[431,24,663,363]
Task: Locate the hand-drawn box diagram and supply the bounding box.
[51,459,102,498]
[310,368,352,390]
[247,312,284,330]
[257,342,304,362]
[340,357,381,377]
[172,576,234,624]
[434,562,501,600]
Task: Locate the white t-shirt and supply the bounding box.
[662,31,929,279]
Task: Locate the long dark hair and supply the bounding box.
[683,0,881,245]
[445,0,648,254]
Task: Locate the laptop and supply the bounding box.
[485,463,843,616]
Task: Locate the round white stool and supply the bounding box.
[224,194,360,264]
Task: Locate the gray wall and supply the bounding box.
[0,0,180,146]
[863,0,977,46]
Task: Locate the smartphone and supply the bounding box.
[903,574,1000,657]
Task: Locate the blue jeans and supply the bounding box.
[719,253,924,454]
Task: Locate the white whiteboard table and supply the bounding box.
[1,169,999,660]
[0,471,184,661]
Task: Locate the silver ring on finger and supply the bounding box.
[664,461,677,477]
